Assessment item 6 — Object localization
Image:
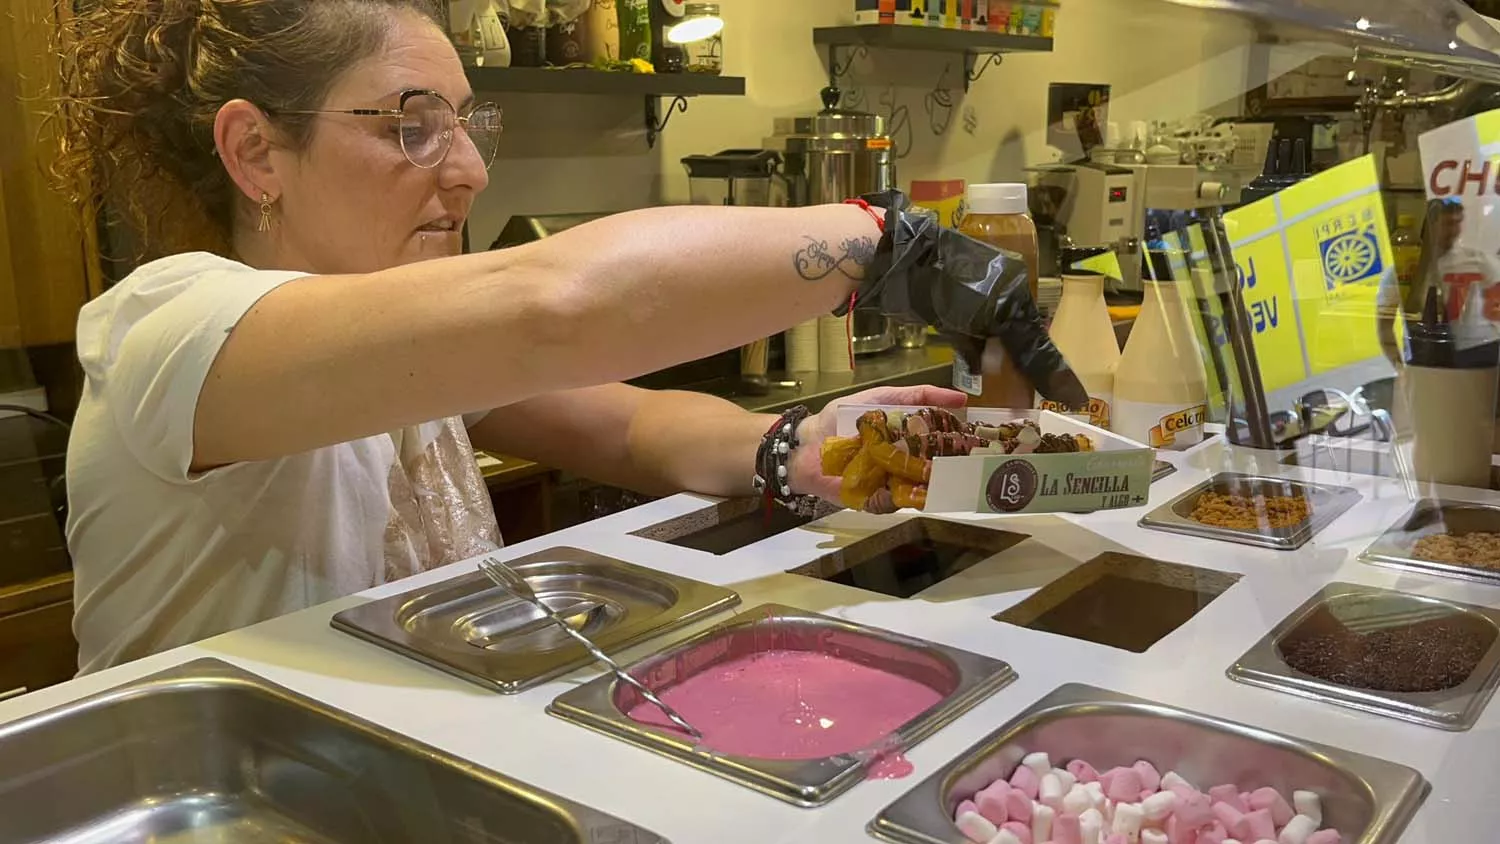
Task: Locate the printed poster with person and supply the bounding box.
[1419,110,1500,325]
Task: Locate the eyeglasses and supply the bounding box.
[273,89,502,169]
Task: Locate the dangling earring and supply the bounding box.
[257,192,274,233]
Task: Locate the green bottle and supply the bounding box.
[617,0,652,62]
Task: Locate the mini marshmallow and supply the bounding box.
[1064,784,1096,816]
[1113,802,1145,839]
[1055,768,1080,792]
[1235,808,1275,843]
[1174,791,1214,828]
[1211,801,1245,833]
[1221,840,1243,844]
[1142,790,1178,822]
[1032,803,1056,844]
[1005,789,1033,823]
[1069,759,1102,784]
[1164,816,1192,844]
[1041,773,1067,808]
[1086,781,1108,812]
[1107,768,1145,803]
[1197,825,1228,844]
[1011,765,1041,800]
[1291,791,1322,826]
[957,810,999,843]
[1133,760,1163,792]
[1303,830,1340,844]
[1161,771,1196,793]
[1105,835,1129,844]
[1277,815,1318,844]
[1023,752,1053,777]
[976,785,1010,826]
[1081,808,1106,844]
[1248,788,1294,827]
[1053,811,1085,844]
[1001,821,1033,844]
[1209,785,1246,812]
[1142,830,1168,844]
[991,830,1024,844]
[956,799,980,821]
[1169,783,1201,802]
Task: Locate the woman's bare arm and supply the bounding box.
[193,203,881,469]
[469,384,771,497]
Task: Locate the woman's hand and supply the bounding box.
[786,384,967,503]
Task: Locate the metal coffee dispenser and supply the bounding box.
[765,87,897,355]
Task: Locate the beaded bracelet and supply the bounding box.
[752,405,822,517]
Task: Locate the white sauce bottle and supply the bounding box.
[1039,248,1121,428]
[1112,278,1209,449]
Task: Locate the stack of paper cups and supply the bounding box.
[785,319,820,372]
[818,315,853,374]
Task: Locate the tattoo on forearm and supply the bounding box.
[793,235,876,281]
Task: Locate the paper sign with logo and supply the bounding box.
[1210,155,1393,389]
[833,406,1153,515]
[1419,109,1500,324]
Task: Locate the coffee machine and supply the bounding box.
[764,87,898,354]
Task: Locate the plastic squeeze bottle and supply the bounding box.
[952,183,1040,409]
[1112,277,1209,449]
[1040,247,1121,428]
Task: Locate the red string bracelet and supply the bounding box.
[840,199,886,370]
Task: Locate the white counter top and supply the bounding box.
[5,435,1498,843]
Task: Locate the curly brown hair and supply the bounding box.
[53,0,443,260]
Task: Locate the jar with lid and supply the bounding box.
[952,183,1041,410]
[670,3,722,75]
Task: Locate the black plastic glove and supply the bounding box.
[841,190,1089,410]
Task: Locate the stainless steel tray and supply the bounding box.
[1228,582,1500,731]
[0,658,667,844]
[869,683,1428,844]
[332,546,739,693]
[1152,459,1176,482]
[1138,472,1360,550]
[548,603,1016,808]
[1359,499,1500,587]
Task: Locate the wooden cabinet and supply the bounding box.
[0,0,103,347]
[0,573,76,697]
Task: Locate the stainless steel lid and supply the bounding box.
[765,86,893,154]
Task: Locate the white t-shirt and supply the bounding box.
[66,252,502,673]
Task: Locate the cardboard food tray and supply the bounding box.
[834,405,1155,515]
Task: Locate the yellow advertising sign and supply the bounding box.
[1220,155,1392,389]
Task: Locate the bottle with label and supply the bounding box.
[1392,213,1421,293]
[1040,246,1120,428]
[1113,278,1209,450]
[952,182,1040,409]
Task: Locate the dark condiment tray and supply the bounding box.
[786,517,1030,600]
[1359,499,1500,587]
[1138,472,1360,550]
[869,683,1428,844]
[993,552,1241,653]
[1228,582,1500,731]
[547,603,1016,808]
[630,496,840,555]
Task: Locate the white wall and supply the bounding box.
[467,0,1275,249]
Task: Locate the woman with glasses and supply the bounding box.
[53,0,1082,672]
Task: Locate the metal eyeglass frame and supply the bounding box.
[272,88,502,169]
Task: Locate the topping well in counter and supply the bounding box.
[1189,491,1310,531]
[953,753,1340,844]
[1279,607,1489,694]
[1411,531,1500,569]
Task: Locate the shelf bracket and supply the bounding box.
[964,52,1003,91]
[826,43,869,89]
[644,95,690,149]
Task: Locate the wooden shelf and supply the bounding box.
[812,25,1053,56]
[464,66,746,97]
